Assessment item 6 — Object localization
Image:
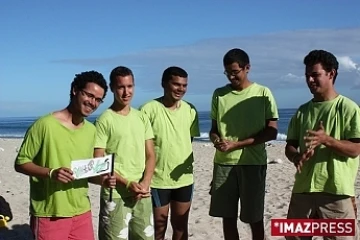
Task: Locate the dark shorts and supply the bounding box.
[151,184,194,208]
[209,164,267,223]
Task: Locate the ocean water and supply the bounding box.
[0,109,296,141]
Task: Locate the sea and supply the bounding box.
[0,109,296,142]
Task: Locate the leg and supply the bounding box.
[68,211,95,240]
[222,217,240,240]
[151,188,172,240]
[285,193,315,240]
[30,215,72,240]
[209,164,240,240]
[129,197,154,240]
[238,165,267,240]
[317,194,358,240]
[169,184,194,240]
[98,198,132,240]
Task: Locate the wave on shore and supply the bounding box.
[194,132,287,142]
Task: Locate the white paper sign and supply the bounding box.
[71,154,113,180]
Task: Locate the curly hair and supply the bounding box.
[69,71,108,100]
[304,50,339,83]
[109,66,134,88]
[223,48,250,68]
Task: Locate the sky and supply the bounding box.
[1,0,360,117]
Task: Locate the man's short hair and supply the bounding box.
[304,50,339,83]
[223,48,250,68]
[109,66,134,87]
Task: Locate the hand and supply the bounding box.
[127,181,149,195]
[214,139,239,152]
[51,167,74,183]
[292,149,315,173]
[101,174,116,189]
[137,180,151,199]
[304,121,329,150]
[132,181,151,201]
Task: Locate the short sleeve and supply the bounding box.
[286,114,299,141]
[139,104,153,123]
[141,113,154,140]
[210,90,218,120]
[15,119,44,165]
[94,117,109,149]
[264,88,279,120]
[190,105,200,137]
[344,104,360,140]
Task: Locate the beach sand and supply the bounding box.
[1,137,359,240]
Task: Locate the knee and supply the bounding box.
[170,217,189,231]
[222,217,238,229]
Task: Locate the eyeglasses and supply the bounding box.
[223,69,243,77]
[80,90,104,104]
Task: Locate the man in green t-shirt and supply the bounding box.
[140,66,200,240]
[94,66,156,240]
[14,71,112,240]
[209,48,279,240]
[285,50,360,240]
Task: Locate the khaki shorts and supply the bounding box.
[209,164,267,223]
[286,193,359,240]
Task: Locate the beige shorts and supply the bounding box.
[286,193,359,240]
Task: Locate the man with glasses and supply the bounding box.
[94,66,156,240]
[15,71,112,240]
[208,48,279,240]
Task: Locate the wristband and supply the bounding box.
[48,168,55,179]
[126,181,132,189]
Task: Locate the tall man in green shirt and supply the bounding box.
[15,71,111,240]
[140,66,200,240]
[209,48,279,240]
[285,49,360,240]
[94,66,156,240]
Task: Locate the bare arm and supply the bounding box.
[15,162,51,179]
[324,138,360,158]
[235,119,278,149]
[209,119,221,144]
[285,140,300,163]
[141,139,156,185]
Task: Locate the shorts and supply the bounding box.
[209,164,267,223]
[151,184,194,208]
[30,211,94,240]
[286,193,359,240]
[98,197,154,240]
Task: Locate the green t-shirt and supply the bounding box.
[211,83,279,165]
[140,99,200,188]
[15,114,95,217]
[287,95,360,196]
[94,108,154,199]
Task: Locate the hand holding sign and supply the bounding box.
[51,167,75,183]
[71,154,113,180]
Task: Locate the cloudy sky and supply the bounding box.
[1,1,360,117]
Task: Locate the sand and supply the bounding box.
[0,137,359,240]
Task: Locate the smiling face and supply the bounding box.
[224,62,248,89]
[305,63,335,96]
[111,75,134,106]
[163,75,188,101]
[72,82,105,117]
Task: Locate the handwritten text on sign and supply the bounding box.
[71,154,113,179]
